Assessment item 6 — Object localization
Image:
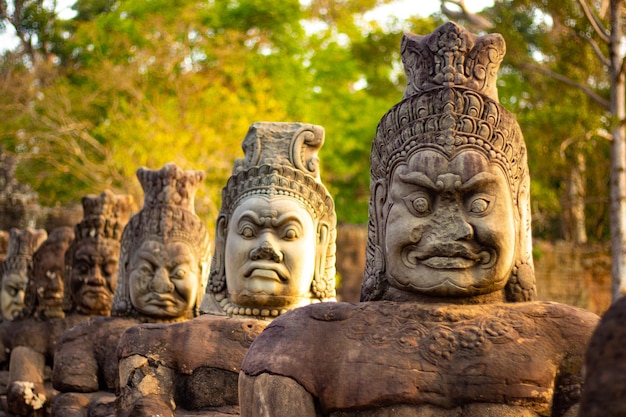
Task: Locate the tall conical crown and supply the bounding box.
[1,228,47,275]
[372,21,526,201]
[75,190,133,241]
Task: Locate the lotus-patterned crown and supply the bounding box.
[1,228,47,275]
[118,163,209,263]
[74,190,133,241]
[372,21,526,201]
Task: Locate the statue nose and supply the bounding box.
[434,203,474,241]
[250,239,283,263]
[86,267,106,286]
[150,268,174,293]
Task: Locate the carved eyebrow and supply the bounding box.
[458,172,499,192]
[135,249,160,265]
[398,171,438,190]
[169,252,194,266]
[237,210,263,225]
[272,213,304,228]
[238,210,304,228]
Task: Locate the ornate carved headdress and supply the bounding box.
[111,163,210,320]
[0,228,47,278]
[363,22,535,302]
[63,190,133,313]
[204,122,337,317]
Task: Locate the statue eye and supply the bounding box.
[467,195,494,216]
[283,227,299,241]
[239,224,256,239]
[403,192,432,217]
[139,264,152,275]
[170,267,187,280]
[74,261,90,275]
[103,262,117,277]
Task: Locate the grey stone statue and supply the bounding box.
[114,122,336,416]
[239,22,599,417]
[2,191,131,416]
[51,163,210,417]
[0,228,47,321]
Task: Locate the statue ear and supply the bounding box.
[362,179,388,301]
[208,215,227,294]
[312,222,331,299]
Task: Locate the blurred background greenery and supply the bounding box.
[0,0,614,244]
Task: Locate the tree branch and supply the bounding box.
[579,31,610,67]
[520,62,610,110]
[440,0,493,31]
[577,0,611,44]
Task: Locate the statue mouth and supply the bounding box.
[81,287,111,298]
[403,244,495,269]
[244,263,287,282]
[146,294,177,306]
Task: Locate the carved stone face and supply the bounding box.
[385,149,516,297]
[33,249,64,315]
[225,195,317,309]
[1,270,27,320]
[128,239,199,319]
[70,240,119,315]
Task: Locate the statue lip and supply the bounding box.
[146,293,177,305]
[420,256,477,269]
[244,263,287,282]
[403,244,493,269]
[80,286,111,297]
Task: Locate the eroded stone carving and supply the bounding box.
[1,191,131,416]
[63,190,134,318]
[239,22,599,417]
[51,163,210,417]
[0,228,47,321]
[580,294,626,416]
[114,122,336,417]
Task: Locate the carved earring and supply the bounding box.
[208,216,227,294]
[311,223,331,300]
[505,260,536,302]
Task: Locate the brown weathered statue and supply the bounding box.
[51,163,210,417]
[579,295,626,416]
[62,190,133,319]
[2,191,131,416]
[239,22,599,417]
[0,228,47,322]
[114,122,336,416]
[4,227,74,416]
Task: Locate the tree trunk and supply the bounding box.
[609,0,626,300]
[565,150,588,244]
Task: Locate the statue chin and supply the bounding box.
[228,291,308,309]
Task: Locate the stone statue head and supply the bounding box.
[21,227,74,320]
[203,122,336,319]
[111,163,211,322]
[63,190,133,316]
[362,22,535,303]
[0,228,47,320]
